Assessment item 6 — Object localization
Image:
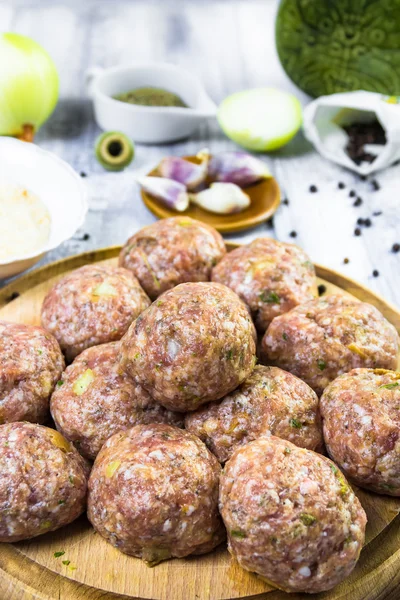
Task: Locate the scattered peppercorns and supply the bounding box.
[289,230,297,238]
[372,270,379,277]
[354,228,361,236]
[282,198,289,205]
[309,185,318,193]
[353,197,363,207]
[371,179,380,191]
[349,190,356,197]
[343,258,350,264]
[80,171,87,177]
[392,243,400,253]
[359,174,368,181]
[318,284,327,296]
[356,217,372,227]
[338,182,345,189]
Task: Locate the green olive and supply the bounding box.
[95,131,134,171]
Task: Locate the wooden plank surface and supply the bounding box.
[1,0,400,308]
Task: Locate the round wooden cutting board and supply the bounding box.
[1,245,400,600]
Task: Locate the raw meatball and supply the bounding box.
[0,320,64,425]
[185,365,322,462]
[119,217,226,300]
[120,282,257,411]
[51,342,183,460]
[262,294,398,396]
[212,238,317,332]
[321,368,400,496]
[219,435,366,593]
[41,264,150,362]
[0,422,90,542]
[88,423,224,562]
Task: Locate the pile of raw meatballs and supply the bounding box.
[1,216,399,594]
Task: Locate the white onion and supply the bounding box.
[0,33,59,141]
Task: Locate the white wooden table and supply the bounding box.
[2,0,400,307]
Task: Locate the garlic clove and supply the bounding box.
[190,182,250,214]
[196,147,211,161]
[136,176,189,212]
[157,151,209,191]
[208,151,271,187]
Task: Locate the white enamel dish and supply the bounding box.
[0,137,88,279]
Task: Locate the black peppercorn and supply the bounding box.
[289,230,297,238]
[357,218,364,226]
[364,218,372,227]
[318,284,327,296]
[392,243,400,253]
[309,185,317,193]
[344,121,386,165]
[349,190,356,197]
[372,270,379,277]
[371,179,380,191]
[373,211,382,216]
[282,198,289,206]
[80,171,87,177]
[343,258,350,264]
[354,228,361,236]
[338,182,345,189]
[353,197,363,207]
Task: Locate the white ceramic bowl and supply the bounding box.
[86,62,217,144]
[0,137,88,280]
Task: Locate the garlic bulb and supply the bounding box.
[136,176,189,212]
[190,183,250,214]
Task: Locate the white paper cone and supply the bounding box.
[303,90,400,175]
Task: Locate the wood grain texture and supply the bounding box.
[1,0,400,308]
[1,247,400,600]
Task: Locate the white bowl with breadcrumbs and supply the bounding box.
[0,137,88,279]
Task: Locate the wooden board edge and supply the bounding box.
[0,247,122,307]
[315,264,400,332]
[1,513,400,600]
[1,246,399,332]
